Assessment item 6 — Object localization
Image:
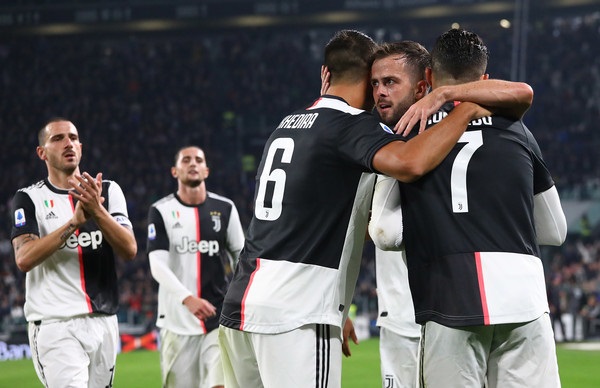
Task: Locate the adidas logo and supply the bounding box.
[45,211,58,220]
[173,222,182,229]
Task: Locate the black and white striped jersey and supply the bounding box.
[147,192,245,334]
[401,102,555,327]
[10,179,132,322]
[220,95,401,333]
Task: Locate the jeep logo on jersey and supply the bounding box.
[61,230,103,250]
[175,237,219,256]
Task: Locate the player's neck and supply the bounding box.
[47,167,80,190]
[177,182,207,206]
[328,81,372,110]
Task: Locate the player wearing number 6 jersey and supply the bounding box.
[218,29,494,388]
[147,146,244,388]
[372,29,567,388]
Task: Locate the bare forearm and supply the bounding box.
[439,80,533,118]
[406,102,477,175]
[13,221,79,272]
[93,207,137,260]
[376,102,480,182]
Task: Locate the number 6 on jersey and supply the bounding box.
[254,137,294,220]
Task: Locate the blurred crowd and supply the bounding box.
[1,11,599,340]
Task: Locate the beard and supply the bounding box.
[186,178,202,188]
[379,100,413,128]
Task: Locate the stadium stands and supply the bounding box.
[1,10,599,342]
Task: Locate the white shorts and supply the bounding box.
[28,314,119,388]
[218,323,342,388]
[159,327,223,388]
[379,326,420,388]
[420,313,560,388]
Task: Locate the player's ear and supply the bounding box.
[481,73,490,80]
[425,67,433,87]
[170,166,178,178]
[204,167,210,180]
[36,146,46,161]
[415,79,428,100]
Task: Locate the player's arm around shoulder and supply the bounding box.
[434,79,534,120]
[396,80,533,136]
[374,102,492,182]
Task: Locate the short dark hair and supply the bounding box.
[372,41,430,82]
[324,29,378,85]
[38,117,71,146]
[431,28,489,82]
[174,145,205,166]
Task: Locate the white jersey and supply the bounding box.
[375,247,421,338]
[147,192,245,335]
[10,179,132,322]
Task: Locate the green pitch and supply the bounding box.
[0,339,599,387]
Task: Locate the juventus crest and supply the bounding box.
[210,211,221,232]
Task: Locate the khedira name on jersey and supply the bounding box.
[428,111,493,126]
[276,113,319,129]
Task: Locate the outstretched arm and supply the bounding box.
[396,80,533,135]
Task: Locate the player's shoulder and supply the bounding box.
[313,99,382,134]
[18,179,46,192]
[207,191,235,207]
[17,180,48,197]
[307,95,373,117]
[100,178,121,189]
[475,115,529,138]
[151,193,176,208]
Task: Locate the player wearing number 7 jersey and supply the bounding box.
[373,29,567,388]
[218,29,495,388]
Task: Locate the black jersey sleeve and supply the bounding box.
[337,114,400,172]
[523,125,555,194]
[147,206,169,252]
[10,190,39,240]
